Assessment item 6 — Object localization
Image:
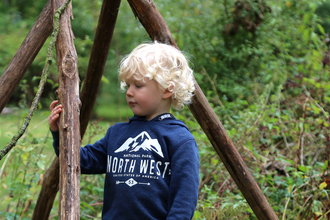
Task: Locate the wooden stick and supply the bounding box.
[127,0,278,219]
[80,0,122,137]
[32,0,121,219]
[0,0,53,113]
[52,0,81,218]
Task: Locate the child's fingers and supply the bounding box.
[51,113,60,121]
[50,107,62,119]
[49,110,58,121]
[50,100,60,111]
[53,105,62,113]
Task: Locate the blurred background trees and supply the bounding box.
[1,0,329,119]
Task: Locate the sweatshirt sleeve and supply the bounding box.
[79,128,110,174]
[167,139,199,220]
[50,128,111,174]
[50,130,60,157]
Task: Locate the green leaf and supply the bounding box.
[23,147,34,152]
[297,165,309,172]
[303,29,310,43]
[303,13,311,24]
[311,32,319,48]
[322,160,328,172]
[37,161,45,170]
[317,24,325,35]
[46,79,54,85]
[101,76,110,84]
[194,211,201,219]
[32,76,41,82]
[52,83,59,89]
[319,182,327,190]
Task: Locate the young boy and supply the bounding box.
[49,42,200,219]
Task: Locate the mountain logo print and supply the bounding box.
[115,131,164,158]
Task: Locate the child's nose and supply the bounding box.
[126,87,133,97]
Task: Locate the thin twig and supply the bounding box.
[198,165,219,192]
[282,190,292,220]
[303,89,329,118]
[311,148,322,166]
[216,177,230,196]
[0,0,71,161]
[0,150,13,183]
[319,209,330,219]
[298,97,308,166]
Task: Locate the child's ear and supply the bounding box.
[163,89,173,99]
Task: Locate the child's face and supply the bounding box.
[125,76,172,121]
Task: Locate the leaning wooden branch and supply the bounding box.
[0,0,71,161]
[80,0,122,137]
[0,0,53,113]
[127,0,278,219]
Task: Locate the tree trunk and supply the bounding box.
[127,0,279,219]
[53,0,81,218]
[32,0,121,218]
[0,0,53,113]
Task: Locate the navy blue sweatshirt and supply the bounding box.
[51,113,200,219]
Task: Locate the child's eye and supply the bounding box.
[135,84,142,88]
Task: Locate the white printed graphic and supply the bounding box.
[116,178,150,187]
[115,131,164,158]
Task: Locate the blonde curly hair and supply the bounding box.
[119,41,195,110]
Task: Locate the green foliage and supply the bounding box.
[0,112,54,219]
[0,112,112,219]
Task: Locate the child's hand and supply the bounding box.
[49,100,62,131]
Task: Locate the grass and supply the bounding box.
[0,109,52,149]
[0,109,54,218]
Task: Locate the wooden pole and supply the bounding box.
[53,0,81,218]
[32,0,121,218]
[0,0,53,113]
[80,0,122,137]
[127,0,279,219]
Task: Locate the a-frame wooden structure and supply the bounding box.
[0,0,279,219]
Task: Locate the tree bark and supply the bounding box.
[0,0,53,113]
[33,0,121,219]
[53,0,81,219]
[127,0,279,219]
